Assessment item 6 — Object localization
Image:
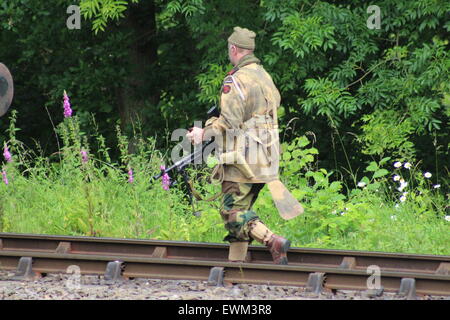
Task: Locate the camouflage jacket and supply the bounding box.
[204,54,281,183]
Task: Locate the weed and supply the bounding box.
[0,111,448,255]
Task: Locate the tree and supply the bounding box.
[1,0,448,185]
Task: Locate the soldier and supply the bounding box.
[187,27,291,264]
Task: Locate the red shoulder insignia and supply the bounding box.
[222,85,231,94]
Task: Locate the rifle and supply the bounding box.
[151,106,220,215]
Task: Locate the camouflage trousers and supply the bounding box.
[220,181,265,243]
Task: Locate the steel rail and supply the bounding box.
[1,232,449,296]
[1,232,448,274]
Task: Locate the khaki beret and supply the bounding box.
[228,26,256,50]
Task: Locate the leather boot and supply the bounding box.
[266,234,291,265]
[248,220,291,265]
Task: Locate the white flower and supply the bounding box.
[390,215,397,220]
[399,195,406,202]
[445,216,450,222]
[399,178,405,184]
[393,175,401,181]
[357,181,366,188]
[394,161,402,168]
[402,192,408,196]
[433,184,441,189]
[397,181,408,192]
[404,162,412,169]
[424,172,432,178]
[395,204,399,208]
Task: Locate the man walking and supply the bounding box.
[187,27,291,264]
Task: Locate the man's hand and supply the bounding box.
[186,127,204,145]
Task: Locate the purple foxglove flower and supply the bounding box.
[3,144,12,163]
[128,168,134,183]
[2,170,8,185]
[160,165,170,191]
[80,150,89,163]
[63,90,73,118]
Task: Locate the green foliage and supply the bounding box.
[272,14,337,58]
[0,114,448,255]
[80,0,140,33]
[255,135,448,254]
[302,78,359,124]
[2,0,448,183]
[0,0,449,254]
[280,135,318,177]
[195,64,228,105]
[358,109,416,159]
[165,0,205,17]
[162,0,449,182]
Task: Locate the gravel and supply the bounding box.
[0,270,448,300]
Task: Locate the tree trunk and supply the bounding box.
[117,1,159,141]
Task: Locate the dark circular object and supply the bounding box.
[0,63,13,117]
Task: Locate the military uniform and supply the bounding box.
[205,53,281,184]
[203,27,291,264]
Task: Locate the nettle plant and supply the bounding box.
[279,135,346,217]
[269,135,366,245]
[351,157,391,197]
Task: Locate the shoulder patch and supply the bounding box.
[222,85,231,94]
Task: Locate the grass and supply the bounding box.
[0,113,449,256]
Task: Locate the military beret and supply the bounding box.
[228,26,256,50]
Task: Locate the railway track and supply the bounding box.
[0,232,449,298]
